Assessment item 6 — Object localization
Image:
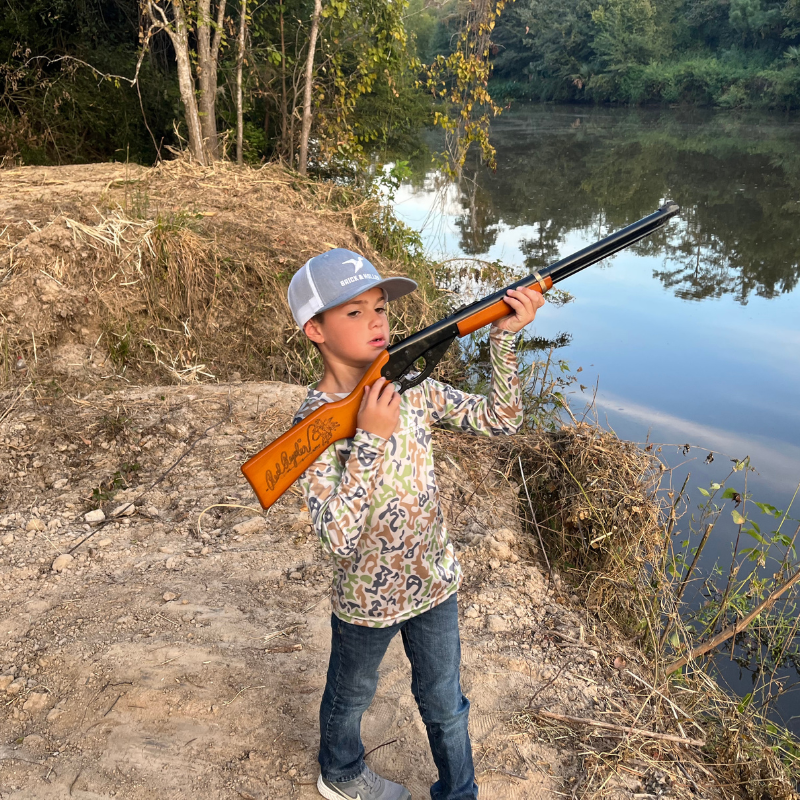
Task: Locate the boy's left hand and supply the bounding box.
[492,287,545,333]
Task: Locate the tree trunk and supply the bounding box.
[236,0,247,164]
[171,2,207,164]
[197,0,226,159]
[279,2,289,159]
[298,0,323,176]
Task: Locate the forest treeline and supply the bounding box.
[481,0,800,107]
[0,0,429,166]
[2,0,800,168]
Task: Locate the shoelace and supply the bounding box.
[357,768,382,795]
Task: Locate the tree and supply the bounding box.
[141,0,228,164]
[236,0,248,164]
[426,0,513,176]
[298,0,323,175]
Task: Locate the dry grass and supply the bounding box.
[432,418,800,800]
[506,421,800,800]
[508,420,665,635]
[0,157,451,390]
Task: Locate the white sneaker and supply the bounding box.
[317,766,411,800]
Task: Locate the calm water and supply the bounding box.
[393,105,800,730]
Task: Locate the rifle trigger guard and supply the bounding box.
[382,333,457,394]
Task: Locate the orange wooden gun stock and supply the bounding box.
[241,202,680,509]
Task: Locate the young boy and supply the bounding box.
[288,248,544,800]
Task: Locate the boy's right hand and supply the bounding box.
[358,378,401,440]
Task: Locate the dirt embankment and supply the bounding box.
[1,160,441,392]
[0,163,712,800]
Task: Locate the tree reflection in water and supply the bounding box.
[411,106,800,304]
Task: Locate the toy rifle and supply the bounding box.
[242,201,680,509]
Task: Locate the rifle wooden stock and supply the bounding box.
[241,351,389,509]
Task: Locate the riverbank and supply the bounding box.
[0,161,796,799]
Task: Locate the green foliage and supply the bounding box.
[404,0,440,61]
[486,0,800,106]
[591,0,661,71]
[425,0,514,176]
[90,462,140,507]
[1,0,427,168]
[0,1,180,164]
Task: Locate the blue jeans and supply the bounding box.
[319,593,477,800]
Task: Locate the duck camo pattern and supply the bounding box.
[294,327,522,627]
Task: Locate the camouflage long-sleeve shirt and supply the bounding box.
[293,326,523,627]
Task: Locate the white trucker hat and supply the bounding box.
[288,249,417,329]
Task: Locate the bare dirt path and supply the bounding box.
[0,381,643,800]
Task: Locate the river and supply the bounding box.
[392,104,800,733]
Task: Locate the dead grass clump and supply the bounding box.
[0,158,451,390]
[500,420,800,800]
[708,703,799,800]
[510,420,664,628]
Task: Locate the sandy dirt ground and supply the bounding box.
[0,379,652,800]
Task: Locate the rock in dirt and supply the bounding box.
[0,675,14,691]
[486,615,509,633]
[485,537,514,561]
[231,517,265,536]
[84,508,106,523]
[492,527,516,544]
[53,477,68,489]
[26,518,46,532]
[110,502,135,517]
[6,678,26,696]
[23,734,47,751]
[98,538,112,547]
[52,553,74,572]
[162,592,179,602]
[1,533,13,546]
[23,692,50,713]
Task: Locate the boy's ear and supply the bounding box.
[303,316,325,345]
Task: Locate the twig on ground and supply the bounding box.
[364,739,398,758]
[531,709,705,747]
[624,670,705,736]
[224,685,267,706]
[518,455,551,575]
[528,661,570,707]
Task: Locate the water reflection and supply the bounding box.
[413,107,800,304]
[393,105,800,734]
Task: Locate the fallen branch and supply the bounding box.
[532,709,705,748]
[665,566,800,675]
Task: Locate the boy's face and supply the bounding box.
[304,286,390,369]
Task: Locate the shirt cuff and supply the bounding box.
[489,326,518,347]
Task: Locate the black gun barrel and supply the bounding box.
[449,200,680,328]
